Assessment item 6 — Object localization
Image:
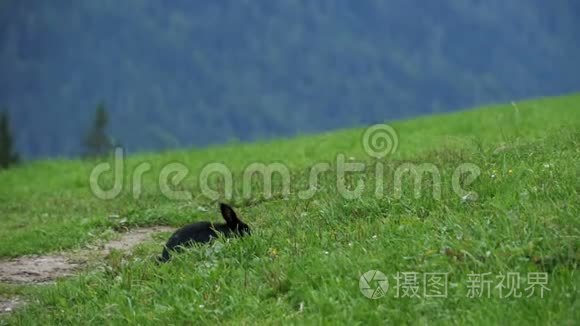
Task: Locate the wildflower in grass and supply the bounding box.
[508,169,513,175]
[268,247,278,258]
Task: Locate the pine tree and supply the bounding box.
[0,110,20,169]
[83,102,113,158]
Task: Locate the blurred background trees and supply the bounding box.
[0,0,578,159]
[0,110,19,169]
[83,103,113,159]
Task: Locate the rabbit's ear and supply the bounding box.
[220,203,241,227]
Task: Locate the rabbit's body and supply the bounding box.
[158,203,250,263]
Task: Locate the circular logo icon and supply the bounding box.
[362,124,399,159]
[359,270,389,299]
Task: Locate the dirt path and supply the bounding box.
[0,226,175,316]
[0,296,24,314]
[0,226,174,284]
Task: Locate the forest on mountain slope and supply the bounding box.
[0,0,578,159]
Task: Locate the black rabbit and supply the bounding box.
[157,203,251,263]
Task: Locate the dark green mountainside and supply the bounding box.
[0,0,579,158]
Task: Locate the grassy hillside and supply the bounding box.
[1,93,579,324]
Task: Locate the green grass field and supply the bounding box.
[1,93,579,324]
